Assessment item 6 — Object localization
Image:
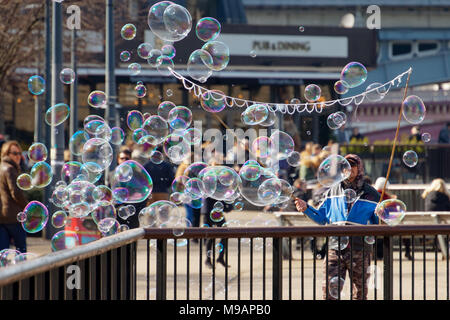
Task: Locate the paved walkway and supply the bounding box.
[24,210,450,300]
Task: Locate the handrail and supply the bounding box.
[144,224,450,239]
[0,228,145,287]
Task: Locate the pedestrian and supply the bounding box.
[0,141,28,253]
[422,178,450,212]
[143,148,176,206]
[438,122,450,144]
[295,154,380,300]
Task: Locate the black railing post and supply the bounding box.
[383,236,394,300]
[156,239,167,300]
[272,237,283,300]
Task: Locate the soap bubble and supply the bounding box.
[270,130,295,160]
[402,95,426,124]
[239,166,277,206]
[133,128,148,144]
[375,199,406,226]
[210,208,224,223]
[304,84,321,102]
[157,101,176,120]
[0,249,20,267]
[147,49,163,67]
[327,113,343,130]
[142,115,169,144]
[88,90,107,109]
[156,56,175,76]
[287,151,301,167]
[28,75,46,95]
[69,131,88,156]
[365,82,387,102]
[329,236,349,251]
[148,2,192,42]
[421,132,431,143]
[340,62,367,88]
[28,142,48,162]
[402,150,418,168]
[241,104,269,126]
[128,63,142,76]
[59,68,75,84]
[234,202,244,211]
[51,210,68,228]
[16,212,26,223]
[364,236,376,245]
[183,128,202,145]
[121,23,137,40]
[329,276,346,299]
[317,155,351,187]
[163,134,191,163]
[98,217,118,234]
[51,231,79,252]
[111,160,153,203]
[30,161,53,188]
[196,17,221,42]
[199,166,241,202]
[92,202,116,225]
[110,127,125,145]
[150,150,164,164]
[161,44,176,59]
[334,80,349,95]
[187,49,213,82]
[114,163,133,182]
[257,178,282,203]
[259,110,277,127]
[17,174,33,191]
[120,50,131,62]
[250,50,257,58]
[251,137,273,158]
[201,90,226,113]
[344,189,357,203]
[22,201,49,233]
[45,103,70,126]
[82,138,113,172]
[135,84,147,98]
[202,41,230,71]
[127,110,144,131]
[185,178,205,200]
[168,106,192,131]
[137,43,153,59]
[60,161,82,184]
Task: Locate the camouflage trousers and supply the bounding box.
[322,248,371,300]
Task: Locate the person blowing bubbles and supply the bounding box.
[295,154,380,300]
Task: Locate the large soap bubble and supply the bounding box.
[51,231,79,252]
[148,1,192,42]
[402,95,426,124]
[202,41,230,71]
[30,161,53,188]
[111,160,153,204]
[241,104,269,126]
[199,166,241,202]
[239,165,277,206]
[45,103,70,126]
[82,138,113,172]
[22,201,49,233]
[142,115,169,145]
[187,49,213,83]
[317,155,351,187]
[270,130,295,160]
[375,199,406,226]
[196,17,221,42]
[340,62,367,88]
[200,90,226,113]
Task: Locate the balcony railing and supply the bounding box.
[2,224,450,300]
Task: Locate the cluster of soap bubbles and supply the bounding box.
[0,249,37,268]
[16,143,52,191]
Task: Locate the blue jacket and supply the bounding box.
[304,182,380,226]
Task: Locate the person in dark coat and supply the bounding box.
[422,179,450,212]
[0,141,28,253]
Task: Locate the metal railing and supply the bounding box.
[2,225,450,300]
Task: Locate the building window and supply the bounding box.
[389,41,413,60]
[417,41,440,57]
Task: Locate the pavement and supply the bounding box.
[21,210,450,300]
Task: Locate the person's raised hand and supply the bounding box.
[295,198,307,212]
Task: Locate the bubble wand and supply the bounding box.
[376,68,413,222]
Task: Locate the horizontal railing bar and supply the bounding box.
[0,228,145,288]
[144,225,450,239]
